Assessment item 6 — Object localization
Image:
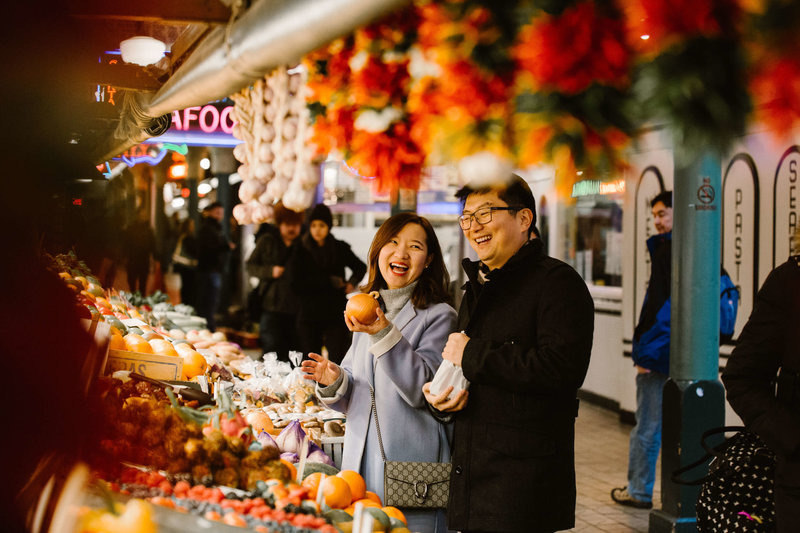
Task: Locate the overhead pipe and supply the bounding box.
[94,0,408,163]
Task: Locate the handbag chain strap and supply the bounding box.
[369,385,388,462]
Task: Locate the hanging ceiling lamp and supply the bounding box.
[120,36,166,66]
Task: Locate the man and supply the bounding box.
[424,173,594,532]
[195,202,235,331]
[611,190,673,509]
[125,209,158,294]
[246,202,303,362]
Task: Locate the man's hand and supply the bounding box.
[442,332,469,367]
[344,306,390,335]
[301,352,341,386]
[423,382,469,413]
[272,265,285,278]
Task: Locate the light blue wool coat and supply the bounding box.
[317,298,456,533]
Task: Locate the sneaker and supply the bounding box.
[611,487,653,509]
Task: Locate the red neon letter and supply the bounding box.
[199,105,220,133]
[171,110,183,130]
[220,106,236,134]
[183,106,201,130]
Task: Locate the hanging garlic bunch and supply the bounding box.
[231,65,318,224]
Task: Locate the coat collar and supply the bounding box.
[391,298,417,332]
[462,238,544,287]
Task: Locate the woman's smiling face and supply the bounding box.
[378,222,431,289]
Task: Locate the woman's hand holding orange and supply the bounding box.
[301,352,341,387]
[344,306,390,335]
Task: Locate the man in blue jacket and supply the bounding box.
[612,190,673,509]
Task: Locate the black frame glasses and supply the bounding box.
[458,206,522,229]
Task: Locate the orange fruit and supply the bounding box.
[381,506,407,525]
[320,476,352,509]
[149,339,179,357]
[364,491,382,506]
[301,472,326,500]
[336,470,366,501]
[109,334,126,351]
[182,350,208,378]
[280,459,297,482]
[124,333,153,354]
[345,498,380,514]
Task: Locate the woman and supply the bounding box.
[289,204,367,364]
[722,230,800,532]
[302,213,456,533]
[246,203,303,362]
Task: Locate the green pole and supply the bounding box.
[650,151,726,532]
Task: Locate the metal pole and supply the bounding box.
[650,151,726,532]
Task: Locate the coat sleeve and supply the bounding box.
[462,266,594,393]
[722,265,800,459]
[246,235,279,280]
[316,341,356,413]
[374,304,457,408]
[341,242,367,287]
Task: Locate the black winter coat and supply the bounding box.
[246,232,298,314]
[196,217,230,273]
[448,239,594,532]
[288,234,366,323]
[722,256,800,531]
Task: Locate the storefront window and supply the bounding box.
[574,194,623,287]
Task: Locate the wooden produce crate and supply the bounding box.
[104,349,183,381]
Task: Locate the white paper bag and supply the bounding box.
[429,360,470,398]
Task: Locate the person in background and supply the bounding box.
[195,201,234,331]
[247,203,303,362]
[125,209,158,295]
[611,190,673,509]
[289,203,367,364]
[172,217,198,307]
[302,212,456,533]
[423,173,594,533]
[721,227,800,532]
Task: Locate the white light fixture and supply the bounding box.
[200,157,211,170]
[171,197,185,209]
[198,183,213,195]
[120,36,166,66]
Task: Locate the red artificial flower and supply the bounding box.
[750,56,800,137]
[347,121,424,193]
[514,1,631,94]
[350,56,410,108]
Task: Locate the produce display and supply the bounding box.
[45,252,413,532]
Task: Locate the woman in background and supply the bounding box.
[302,212,456,533]
[289,203,366,364]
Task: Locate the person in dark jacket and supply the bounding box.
[423,173,594,533]
[611,191,672,509]
[125,209,158,294]
[247,202,303,362]
[195,202,234,331]
[722,248,800,533]
[288,204,367,364]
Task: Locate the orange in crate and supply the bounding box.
[123,333,153,354]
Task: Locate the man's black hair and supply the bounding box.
[455,173,537,237]
[650,191,672,209]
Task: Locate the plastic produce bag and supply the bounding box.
[429,360,470,399]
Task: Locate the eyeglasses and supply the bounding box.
[458,206,522,230]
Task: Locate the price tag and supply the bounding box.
[121,318,148,327]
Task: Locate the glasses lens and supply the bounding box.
[475,208,492,224]
[458,215,471,229]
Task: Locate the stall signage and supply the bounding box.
[722,153,759,339]
[171,104,235,134]
[773,146,800,268]
[105,349,183,381]
[571,179,626,197]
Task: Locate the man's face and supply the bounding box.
[279,221,301,243]
[208,206,224,222]
[461,191,531,270]
[652,201,673,234]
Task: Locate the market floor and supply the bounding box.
[571,401,660,533]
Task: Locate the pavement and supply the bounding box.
[572,401,660,532]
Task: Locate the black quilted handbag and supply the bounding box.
[672,426,775,532]
[370,386,451,509]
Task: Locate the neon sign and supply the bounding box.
[171,105,235,134]
[571,179,626,197]
[110,143,189,168]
